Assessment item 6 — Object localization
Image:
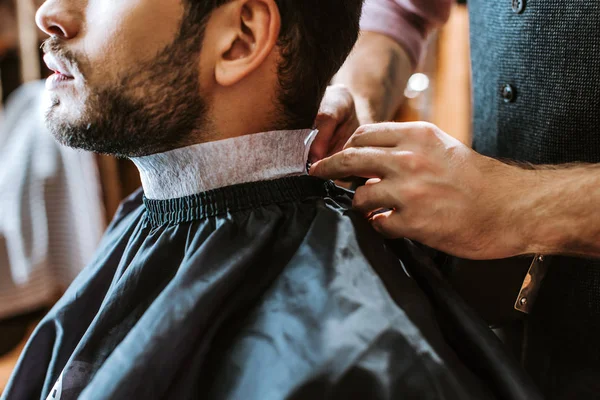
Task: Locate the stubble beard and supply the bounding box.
[44,25,208,158]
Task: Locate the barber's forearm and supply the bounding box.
[516,164,600,257]
[333,31,412,124]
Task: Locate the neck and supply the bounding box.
[207,64,285,141]
[131,129,317,200]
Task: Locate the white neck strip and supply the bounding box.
[131,129,317,200]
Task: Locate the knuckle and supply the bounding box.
[415,122,439,138]
[326,84,355,108]
[372,217,397,238]
[316,109,336,121]
[354,124,371,136]
[417,121,437,131]
[318,86,357,124]
[381,122,403,131]
[353,187,369,209]
[411,216,429,234]
[401,211,420,230]
[315,113,337,129]
[371,217,387,231]
[396,151,427,171]
[328,83,349,94]
[346,133,361,148]
[336,85,355,106]
[340,148,359,168]
[403,184,427,202]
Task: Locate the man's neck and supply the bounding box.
[131,129,317,200]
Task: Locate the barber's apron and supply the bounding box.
[462,1,600,398]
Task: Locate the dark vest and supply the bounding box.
[468,1,600,398]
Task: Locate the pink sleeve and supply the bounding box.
[360,0,453,68]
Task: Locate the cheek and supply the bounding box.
[81,0,185,81]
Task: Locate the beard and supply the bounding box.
[43,26,208,158]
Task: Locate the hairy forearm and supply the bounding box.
[333,31,412,124]
[512,163,600,257]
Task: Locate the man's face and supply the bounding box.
[37,0,208,157]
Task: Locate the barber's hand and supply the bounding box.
[310,122,530,260]
[310,85,360,163]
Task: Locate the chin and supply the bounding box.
[45,92,75,117]
[45,105,87,148]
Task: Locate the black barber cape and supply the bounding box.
[3,177,531,399]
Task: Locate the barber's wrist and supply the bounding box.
[507,167,567,256]
[483,162,541,257]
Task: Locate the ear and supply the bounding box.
[211,0,281,87]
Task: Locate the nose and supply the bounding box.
[36,0,80,39]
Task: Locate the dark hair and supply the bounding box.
[182,0,363,128]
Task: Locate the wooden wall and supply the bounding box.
[397,5,472,146]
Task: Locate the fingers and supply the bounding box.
[344,123,407,149]
[309,147,395,180]
[344,121,444,151]
[311,115,359,163]
[311,85,358,162]
[316,84,355,121]
[310,118,338,162]
[370,211,405,239]
[353,182,398,215]
[366,178,381,185]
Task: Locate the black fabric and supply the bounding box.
[3,176,518,400]
[0,308,47,357]
[468,1,600,398]
[387,241,542,400]
[524,256,600,400]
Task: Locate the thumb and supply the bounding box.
[309,116,338,163]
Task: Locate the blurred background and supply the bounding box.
[0,0,471,391]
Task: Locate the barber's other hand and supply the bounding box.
[310,85,360,163]
[310,122,531,260]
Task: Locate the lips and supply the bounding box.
[43,53,75,79]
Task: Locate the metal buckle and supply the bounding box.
[514,255,549,314]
